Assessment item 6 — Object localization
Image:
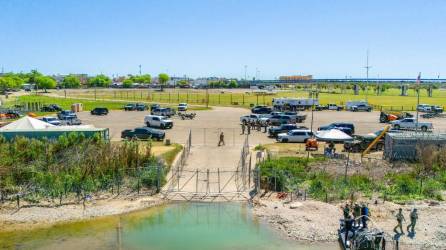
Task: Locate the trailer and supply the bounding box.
[272,97,319,111]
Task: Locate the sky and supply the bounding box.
[1,0,446,79]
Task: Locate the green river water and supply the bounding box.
[0,202,338,250]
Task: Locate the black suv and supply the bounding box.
[91,107,109,115]
[318,122,355,135]
[121,127,165,141]
[41,104,63,112]
[136,103,148,111]
[251,105,272,114]
[124,103,137,111]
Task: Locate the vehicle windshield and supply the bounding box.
[46,117,57,121]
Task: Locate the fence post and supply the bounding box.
[196,169,199,193]
[206,169,210,194]
[242,94,245,105]
[156,165,161,193]
[16,194,20,209]
[218,168,221,193]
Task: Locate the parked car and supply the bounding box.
[318,122,355,135]
[0,110,21,119]
[178,103,188,111]
[276,129,314,143]
[91,107,109,116]
[240,114,269,125]
[41,116,62,126]
[417,104,432,112]
[151,107,175,117]
[136,103,148,111]
[124,103,137,111]
[268,115,295,126]
[282,111,306,123]
[121,127,165,141]
[144,115,173,129]
[351,104,372,112]
[390,118,433,131]
[315,104,343,111]
[430,105,444,113]
[268,124,308,138]
[60,116,82,125]
[150,103,160,110]
[57,110,77,120]
[251,105,272,114]
[41,104,63,112]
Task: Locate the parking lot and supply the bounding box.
[77,107,446,145]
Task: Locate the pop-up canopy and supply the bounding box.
[0,116,55,131]
[316,129,353,142]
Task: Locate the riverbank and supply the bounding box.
[0,194,165,232]
[253,193,446,250]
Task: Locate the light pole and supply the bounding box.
[364,50,372,102]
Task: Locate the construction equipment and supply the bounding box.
[379,111,413,123]
[361,126,390,157]
[305,138,318,151]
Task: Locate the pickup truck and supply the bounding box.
[351,104,372,112]
[282,111,306,123]
[240,114,269,125]
[268,124,308,138]
[121,127,165,141]
[251,105,272,114]
[315,104,343,111]
[41,116,62,126]
[57,110,77,120]
[390,118,433,132]
[144,115,173,129]
[151,107,175,117]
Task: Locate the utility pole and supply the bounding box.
[244,65,248,85]
[364,50,372,101]
[139,64,142,75]
[415,72,421,131]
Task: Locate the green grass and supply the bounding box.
[159,143,183,167]
[12,95,211,111]
[52,88,446,110]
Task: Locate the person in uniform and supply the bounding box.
[343,203,350,219]
[394,208,406,234]
[407,208,418,234]
[241,123,245,135]
[218,132,225,146]
[353,203,361,227]
[361,203,370,228]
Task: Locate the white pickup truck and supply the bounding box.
[240,114,269,124]
[144,115,173,129]
[390,118,433,132]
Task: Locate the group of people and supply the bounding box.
[394,208,418,235]
[240,120,270,135]
[342,203,370,244]
[324,141,336,157]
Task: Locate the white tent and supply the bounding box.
[0,116,56,131]
[316,129,352,142]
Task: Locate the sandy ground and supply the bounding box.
[0,195,165,232]
[253,194,446,250]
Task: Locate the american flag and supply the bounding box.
[416,72,421,85]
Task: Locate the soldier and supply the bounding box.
[353,203,361,227]
[407,208,418,233]
[241,123,245,135]
[343,203,350,220]
[256,120,261,131]
[218,132,225,146]
[394,208,406,234]
[247,123,251,135]
[263,120,269,133]
[361,203,370,228]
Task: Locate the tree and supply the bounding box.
[158,73,169,90]
[36,76,57,92]
[228,80,238,88]
[88,74,111,88]
[130,74,151,84]
[28,70,43,84]
[62,75,81,88]
[122,79,133,88]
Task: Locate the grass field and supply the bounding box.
[50,88,446,111]
[11,95,211,111]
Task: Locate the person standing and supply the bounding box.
[218,132,225,146]
[344,215,354,246]
[353,203,361,227]
[394,208,406,234]
[407,208,418,234]
[343,203,350,220]
[241,123,245,135]
[361,203,370,228]
[247,123,251,135]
